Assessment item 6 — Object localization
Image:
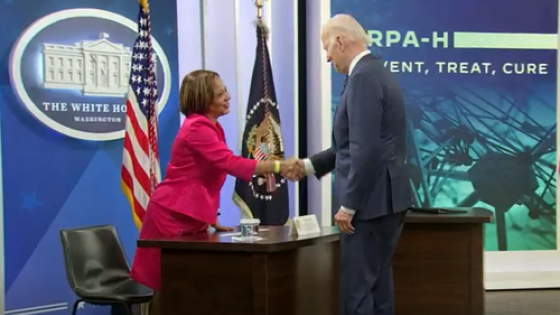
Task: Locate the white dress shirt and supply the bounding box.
[302,50,372,215]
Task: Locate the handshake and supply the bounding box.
[278,157,306,181]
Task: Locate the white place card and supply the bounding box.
[289,214,321,236]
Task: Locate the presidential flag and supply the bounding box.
[121,0,161,229]
[233,21,289,225]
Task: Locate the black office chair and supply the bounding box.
[60,225,153,315]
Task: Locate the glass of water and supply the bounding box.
[233,218,262,242]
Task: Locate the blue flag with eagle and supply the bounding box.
[233,20,289,225]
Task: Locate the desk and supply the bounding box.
[138,208,492,315]
[138,226,340,315]
[394,208,493,315]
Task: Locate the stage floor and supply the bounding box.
[125,289,559,315]
[486,289,559,315]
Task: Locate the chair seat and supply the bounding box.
[75,278,153,304]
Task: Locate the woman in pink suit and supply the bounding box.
[131,70,293,313]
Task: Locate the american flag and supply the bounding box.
[121,0,161,229]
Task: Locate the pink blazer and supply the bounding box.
[149,114,257,224]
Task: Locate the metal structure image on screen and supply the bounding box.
[332,81,557,252]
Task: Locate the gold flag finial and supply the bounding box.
[255,0,268,20]
[138,0,149,10]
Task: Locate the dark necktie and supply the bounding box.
[342,75,349,92]
[333,75,349,150]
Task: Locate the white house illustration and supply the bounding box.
[42,32,157,97]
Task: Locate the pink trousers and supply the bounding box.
[131,202,209,290]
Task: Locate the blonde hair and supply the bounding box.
[178,69,219,116]
[323,14,371,47]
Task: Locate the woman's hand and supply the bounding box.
[212,219,234,232]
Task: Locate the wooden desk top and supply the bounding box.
[138,226,340,253]
[138,208,492,252]
[405,207,494,224]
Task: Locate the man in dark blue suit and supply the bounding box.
[292,14,412,315]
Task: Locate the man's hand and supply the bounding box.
[334,209,355,234]
[280,157,306,181]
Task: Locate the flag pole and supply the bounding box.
[138,0,148,10]
[255,0,266,20]
[254,0,276,193]
[234,0,289,225]
[134,5,155,315]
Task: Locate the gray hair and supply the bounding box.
[323,14,371,47]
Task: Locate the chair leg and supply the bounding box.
[71,300,82,315]
[110,304,132,315]
[140,302,150,315]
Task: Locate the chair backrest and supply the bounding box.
[60,225,131,293]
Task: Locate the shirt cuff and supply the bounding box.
[302,158,316,176]
[339,206,356,215]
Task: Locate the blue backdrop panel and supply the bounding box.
[330,0,557,252]
[0,0,179,313]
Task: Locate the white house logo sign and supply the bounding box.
[9,8,172,141]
